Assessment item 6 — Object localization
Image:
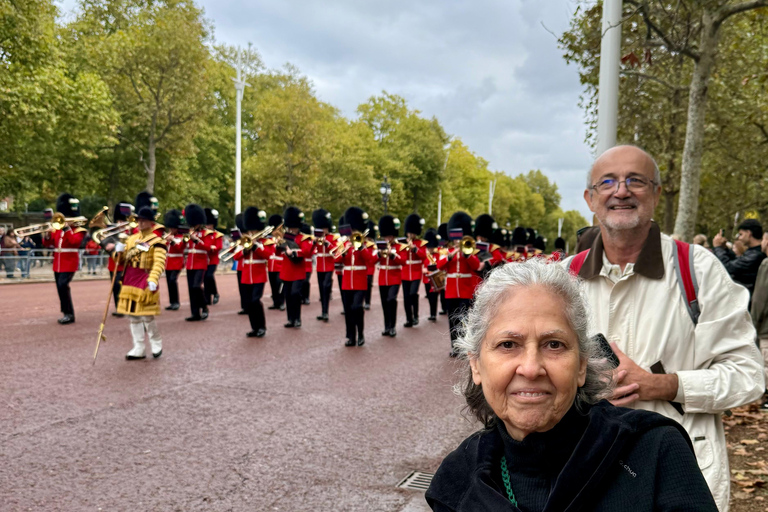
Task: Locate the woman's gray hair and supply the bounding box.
[455,259,614,428]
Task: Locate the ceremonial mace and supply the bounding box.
[93,262,121,364]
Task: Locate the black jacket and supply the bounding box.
[714,244,766,296]
[425,401,717,512]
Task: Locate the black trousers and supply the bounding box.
[317,271,333,315]
[166,269,180,305]
[365,275,373,306]
[342,289,366,340]
[244,282,266,331]
[55,271,75,317]
[268,271,284,308]
[186,269,207,317]
[284,279,304,323]
[440,289,447,313]
[302,271,311,301]
[425,281,438,318]
[379,284,400,331]
[402,279,421,322]
[237,270,248,311]
[336,273,342,293]
[204,264,218,305]
[446,298,472,348]
[109,270,123,308]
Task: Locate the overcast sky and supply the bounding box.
[58,0,595,219]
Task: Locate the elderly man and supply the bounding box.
[568,145,764,511]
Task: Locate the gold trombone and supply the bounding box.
[331,229,369,258]
[92,214,138,244]
[13,212,91,237]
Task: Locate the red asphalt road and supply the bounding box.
[1,276,476,511]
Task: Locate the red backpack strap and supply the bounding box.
[672,239,700,325]
[568,249,590,276]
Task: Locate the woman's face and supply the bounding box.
[469,285,586,440]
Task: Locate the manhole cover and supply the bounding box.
[396,471,434,491]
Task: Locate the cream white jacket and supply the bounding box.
[566,226,765,511]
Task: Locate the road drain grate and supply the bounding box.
[396,471,434,491]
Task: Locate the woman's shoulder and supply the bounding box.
[588,401,694,451]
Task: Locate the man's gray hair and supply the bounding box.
[586,145,662,190]
[454,259,614,427]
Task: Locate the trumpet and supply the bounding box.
[92,215,138,244]
[331,229,369,258]
[460,235,476,256]
[13,212,89,237]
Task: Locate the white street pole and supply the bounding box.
[232,48,250,215]
[488,179,497,215]
[596,0,622,156]
[437,189,442,226]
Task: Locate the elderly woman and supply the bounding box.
[426,260,716,511]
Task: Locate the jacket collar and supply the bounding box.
[578,222,664,281]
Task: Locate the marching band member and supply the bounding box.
[162,209,185,311]
[267,214,285,311]
[401,214,428,327]
[436,212,481,357]
[104,202,135,317]
[437,223,449,315]
[549,236,567,262]
[509,226,529,262]
[337,207,377,346]
[364,220,377,310]
[44,193,86,324]
[335,215,345,313]
[377,215,405,337]
[203,208,223,306]
[233,207,273,338]
[300,222,313,305]
[234,213,248,315]
[112,207,167,360]
[183,204,215,321]
[422,228,441,322]
[135,191,164,237]
[472,214,507,290]
[279,206,313,328]
[312,208,338,322]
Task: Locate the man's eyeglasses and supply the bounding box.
[591,176,656,194]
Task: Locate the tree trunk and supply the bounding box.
[146,134,156,194]
[663,190,676,234]
[673,12,719,241]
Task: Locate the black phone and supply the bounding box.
[592,333,620,369]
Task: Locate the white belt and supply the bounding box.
[188,249,208,254]
[167,254,183,258]
[304,258,312,262]
[406,259,421,264]
[318,253,334,258]
[344,265,367,271]
[379,265,401,270]
[54,249,80,253]
[244,259,267,264]
[270,255,283,261]
[447,273,472,278]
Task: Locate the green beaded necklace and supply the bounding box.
[500,456,519,507]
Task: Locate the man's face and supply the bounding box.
[737,229,754,245]
[138,219,153,231]
[584,146,661,232]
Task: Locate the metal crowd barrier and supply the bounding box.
[0,249,110,279]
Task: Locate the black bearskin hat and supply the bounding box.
[534,236,546,252]
[164,209,183,229]
[438,223,448,241]
[269,214,283,228]
[490,228,507,247]
[244,207,266,232]
[184,204,206,227]
[555,237,566,251]
[404,213,425,236]
[474,214,497,239]
[343,206,368,232]
[312,208,332,230]
[235,213,245,232]
[300,222,312,235]
[204,208,219,228]
[447,211,473,236]
[136,207,155,221]
[56,193,80,217]
[378,215,398,237]
[113,202,134,222]
[511,227,527,246]
[367,220,376,237]
[283,206,304,228]
[526,228,536,245]
[135,191,158,213]
[424,228,439,248]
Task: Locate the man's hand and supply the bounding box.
[713,231,727,248]
[148,281,158,292]
[114,242,126,253]
[610,342,678,406]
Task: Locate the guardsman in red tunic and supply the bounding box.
[203,208,223,306]
[162,209,185,310]
[472,213,508,292]
[335,215,345,309]
[233,213,248,315]
[437,223,450,316]
[266,214,285,311]
[549,236,567,263]
[401,213,429,327]
[233,206,274,338]
[183,204,215,321]
[279,206,313,328]
[422,228,442,322]
[336,207,377,346]
[43,193,86,324]
[312,208,338,322]
[300,222,313,305]
[364,220,377,310]
[376,215,406,337]
[507,227,529,262]
[436,212,482,357]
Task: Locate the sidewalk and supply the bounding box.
[0,267,237,285]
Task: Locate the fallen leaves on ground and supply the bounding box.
[726,402,768,511]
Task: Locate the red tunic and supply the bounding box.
[401,239,429,281]
[267,235,283,273]
[165,236,186,271]
[44,227,86,273]
[85,240,100,256]
[365,241,376,277]
[208,232,224,266]
[185,230,216,270]
[378,243,406,286]
[314,234,340,273]
[436,249,482,299]
[338,245,377,290]
[279,235,313,282]
[234,239,273,284]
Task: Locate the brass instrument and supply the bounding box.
[460,235,476,256]
[88,207,111,229]
[220,235,254,262]
[92,215,138,244]
[13,212,89,237]
[331,229,369,258]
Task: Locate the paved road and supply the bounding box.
[1,276,476,511]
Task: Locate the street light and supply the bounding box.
[380,176,392,214]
